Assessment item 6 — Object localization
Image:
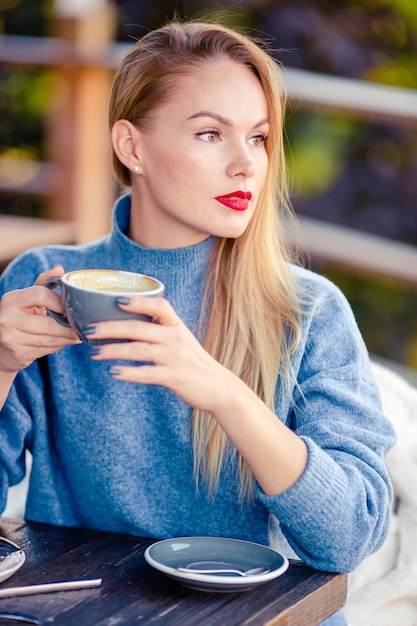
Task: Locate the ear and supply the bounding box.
[111,120,142,172]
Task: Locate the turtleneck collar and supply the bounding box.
[107,193,217,296]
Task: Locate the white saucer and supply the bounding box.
[144,536,288,592]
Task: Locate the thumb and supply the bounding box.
[35,264,65,287]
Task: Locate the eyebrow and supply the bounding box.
[187,110,269,128]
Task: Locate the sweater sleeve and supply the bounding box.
[257,271,396,573]
[0,365,40,511]
[0,249,56,512]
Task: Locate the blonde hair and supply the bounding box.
[109,21,302,500]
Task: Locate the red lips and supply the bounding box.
[215,191,252,211]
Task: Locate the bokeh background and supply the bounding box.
[1,0,417,373]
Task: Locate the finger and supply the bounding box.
[90,339,160,364]
[0,330,79,373]
[1,301,78,344]
[87,318,171,344]
[3,315,79,346]
[12,330,80,352]
[20,310,78,340]
[116,296,180,326]
[109,364,167,386]
[34,264,65,286]
[3,285,64,313]
[0,323,79,373]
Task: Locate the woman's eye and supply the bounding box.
[249,134,267,147]
[197,130,220,142]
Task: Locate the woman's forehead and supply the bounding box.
[161,58,267,113]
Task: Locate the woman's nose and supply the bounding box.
[226,143,256,179]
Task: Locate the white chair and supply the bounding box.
[346,360,417,626]
[2,450,32,518]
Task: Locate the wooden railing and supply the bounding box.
[284,67,417,128]
[1,9,417,287]
[0,6,118,256]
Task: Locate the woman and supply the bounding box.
[0,21,395,625]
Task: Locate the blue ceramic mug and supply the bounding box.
[44,268,165,345]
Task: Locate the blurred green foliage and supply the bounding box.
[0,0,53,36]
[0,0,53,216]
[0,71,50,154]
[322,266,417,368]
[285,115,355,199]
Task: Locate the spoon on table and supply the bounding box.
[176,565,270,577]
[0,612,40,624]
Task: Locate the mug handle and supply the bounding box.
[43,277,71,328]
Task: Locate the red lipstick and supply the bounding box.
[215,190,252,211]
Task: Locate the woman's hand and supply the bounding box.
[0,265,81,375]
[89,296,228,412]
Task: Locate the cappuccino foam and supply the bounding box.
[66,270,158,294]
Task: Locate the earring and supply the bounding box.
[133,165,140,173]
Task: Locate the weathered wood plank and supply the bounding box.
[0,215,75,269]
[292,216,417,288]
[285,67,417,127]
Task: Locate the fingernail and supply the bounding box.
[109,366,121,376]
[89,347,101,357]
[116,297,131,305]
[82,326,96,335]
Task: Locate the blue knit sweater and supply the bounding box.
[0,195,395,584]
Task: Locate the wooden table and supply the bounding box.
[0,517,347,626]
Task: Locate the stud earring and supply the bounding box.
[133,165,140,172]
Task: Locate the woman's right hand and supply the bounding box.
[0,265,80,375]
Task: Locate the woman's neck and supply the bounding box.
[128,191,211,250]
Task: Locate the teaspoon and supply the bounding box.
[0,612,40,624]
[176,565,270,577]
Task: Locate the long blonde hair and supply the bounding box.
[109,20,303,500]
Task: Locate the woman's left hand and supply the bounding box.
[89,296,229,412]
